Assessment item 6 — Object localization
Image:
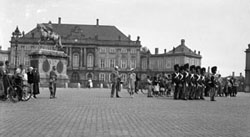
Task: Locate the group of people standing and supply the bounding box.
[0,61,40,101]
[171,64,218,101]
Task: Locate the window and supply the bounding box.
[109,48,116,53]
[121,48,127,53]
[131,49,137,54]
[100,58,105,68]
[73,53,79,68]
[166,59,171,69]
[99,48,106,53]
[71,72,80,83]
[110,59,115,68]
[121,60,127,69]
[99,73,105,81]
[142,58,147,69]
[130,59,136,68]
[87,53,94,67]
[105,59,109,68]
[175,57,180,65]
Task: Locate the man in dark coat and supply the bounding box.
[209,66,218,101]
[110,66,120,98]
[2,61,10,100]
[49,66,57,99]
[27,67,34,97]
[32,68,40,98]
[172,64,180,100]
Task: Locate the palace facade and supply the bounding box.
[9,18,202,87]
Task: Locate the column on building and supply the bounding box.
[80,48,83,68]
[84,48,87,67]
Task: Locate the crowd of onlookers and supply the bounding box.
[0,61,40,101]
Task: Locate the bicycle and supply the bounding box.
[6,74,31,103]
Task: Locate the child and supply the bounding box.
[146,76,153,97]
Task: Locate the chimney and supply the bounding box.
[155,48,159,54]
[58,17,61,24]
[22,31,25,37]
[96,19,99,26]
[164,49,167,54]
[128,35,131,41]
[173,47,175,53]
[232,72,235,77]
[240,73,242,77]
[181,39,185,45]
[194,50,196,54]
[31,32,34,38]
[0,46,2,50]
[198,51,200,55]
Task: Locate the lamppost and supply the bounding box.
[12,26,21,68]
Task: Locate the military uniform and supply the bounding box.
[209,66,217,101]
[182,64,190,100]
[189,65,196,100]
[172,64,180,100]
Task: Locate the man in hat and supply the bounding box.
[209,66,218,101]
[189,65,196,100]
[172,64,180,100]
[195,66,202,100]
[200,67,206,100]
[111,66,121,98]
[49,66,57,99]
[127,68,136,98]
[182,63,190,100]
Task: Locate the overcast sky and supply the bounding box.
[1,0,249,76]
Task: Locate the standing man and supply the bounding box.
[172,64,180,100]
[49,66,57,99]
[27,67,34,98]
[33,68,40,98]
[111,66,120,98]
[127,68,136,98]
[200,67,206,100]
[209,66,218,101]
[2,61,10,100]
[182,63,190,100]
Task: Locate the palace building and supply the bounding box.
[9,18,202,87]
[9,18,141,87]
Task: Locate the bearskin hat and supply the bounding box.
[211,66,217,74]
[179,66,184,71]
[190,65,196,71]
[196,66,201,72]
[174,64,179,71]
[201,67,206,74]
[184,63,189,70]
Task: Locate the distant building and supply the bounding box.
[0,46,10,63]
[139,39,202,79]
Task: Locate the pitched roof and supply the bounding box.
[21,23,130,41]
[167,39,202,58]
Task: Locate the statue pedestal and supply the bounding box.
[29,49,69,88]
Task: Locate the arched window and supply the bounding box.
[87,73,93,80]
[87,53,94,67]
[73,53,79,68]
[99,73,105,81]
[71,72,80,83]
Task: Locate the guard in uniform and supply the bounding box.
[182,63,190,100]
[178,66,184,99]
[172,64,180,100]
[195,66,202,100]
[189,65,196,100]
[200,67,206,100]
[209,66,218,101]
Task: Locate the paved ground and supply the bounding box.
[0,88,250,137]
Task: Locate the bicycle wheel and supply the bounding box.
[8,86,19,103]
[22,85,31,101]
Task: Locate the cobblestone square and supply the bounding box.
[1,88,250,137]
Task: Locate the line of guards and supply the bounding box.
[144,63,219,101]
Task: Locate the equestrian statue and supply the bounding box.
[37,22,63,50]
